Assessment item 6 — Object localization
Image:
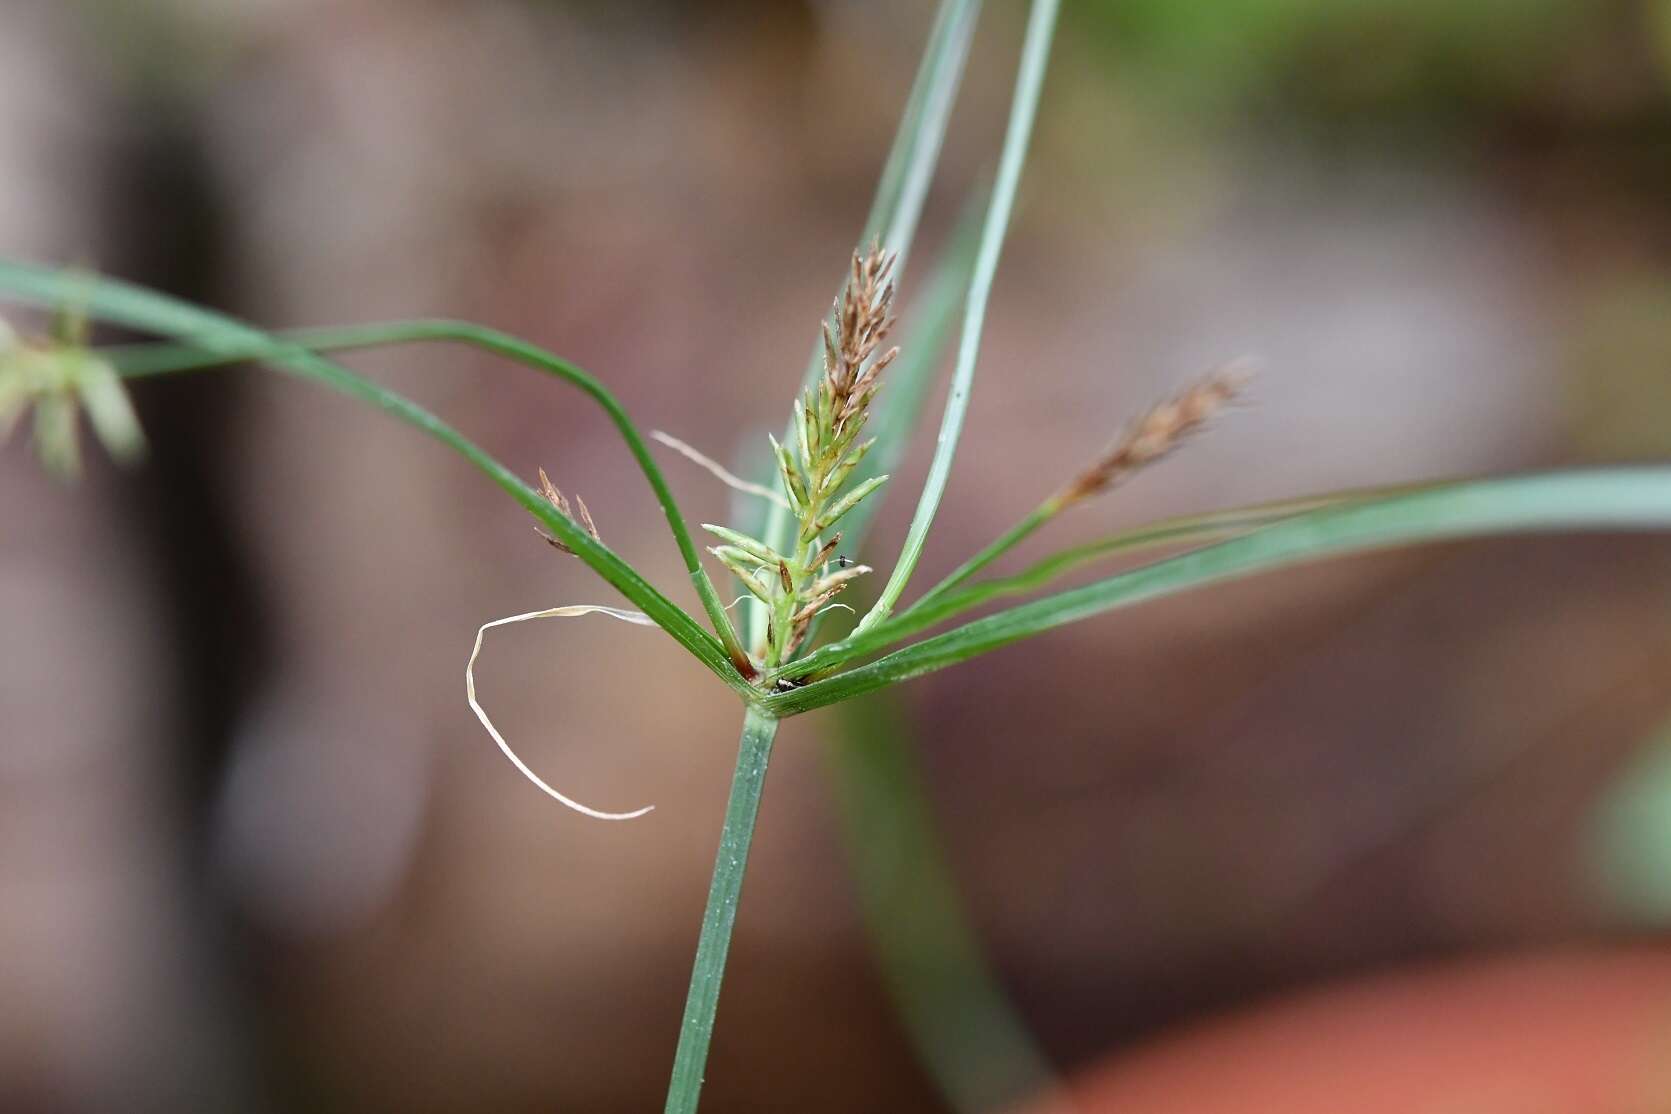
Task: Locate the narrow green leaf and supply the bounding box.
[783,482,1443,682]
[753,0,984,646]
[910,505,1055,616]
[99,315,752,673]
[864,0,985,276]
[0,259,755,694]
[857,0,1062,635]
[1589,722,1671,923]
[831,190,987,555]
[815,195,1064,1114]
[769,467,1671,714]
[777,499,1312,682]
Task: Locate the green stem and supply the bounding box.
[910,502,1056,614]
[857,0,1061,636]
[105,322,754,677]
[665,706,780,1114]
[753,0,983,650]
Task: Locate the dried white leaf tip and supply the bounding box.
[465,604,659,821]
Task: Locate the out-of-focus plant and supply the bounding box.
[1073,0,1603,121]
[1656,0,1671,84]
[1576,274,1671,930]
[1568,278,1671,461]
[8,1,1671,1110]
[0,305,142,479]
[828,690,1063,1112]
[1591,723,1671,924]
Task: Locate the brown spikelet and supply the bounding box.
[753,243,900,668]
[1057,364,1252,507]
[809,532,843,571]
[821,243,898,435]
[536,466,603,555]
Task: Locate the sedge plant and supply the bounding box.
[7,1,1671,1110]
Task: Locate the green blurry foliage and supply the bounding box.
[1568,278,1671,461]
[1072,0,1598,121]
[1592,724,1671,923]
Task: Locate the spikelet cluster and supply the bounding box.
[0,314,144,479]
[705,245,900,667]
[1056,365,1249,508]
[814,247,899,465]
[535,466,601,556]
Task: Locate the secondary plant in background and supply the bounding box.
[5,1,1671,1111]
[0,304,142,479]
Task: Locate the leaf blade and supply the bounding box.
[751,0,984,647]
[0,259,754,693]
[769,467,1671,714]
[857,0,1063,634]
[104,316,753,674]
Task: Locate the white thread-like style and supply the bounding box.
[652,430,790,508]
[466,604,660,821]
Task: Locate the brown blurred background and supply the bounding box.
[5,0,1671,1111]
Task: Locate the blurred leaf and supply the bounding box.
[1567,278,1671,459]
[74,357,146,464]
[828,691,1058,1112]
[1073,0,1592,120]
[1655,0,1671,84]
[30,391,81,480]
[1591,723,1671,922]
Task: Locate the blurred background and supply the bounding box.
[5,0,1671,1111]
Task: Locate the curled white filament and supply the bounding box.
[465,604,660,821]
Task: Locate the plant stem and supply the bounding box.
[753,0,983,650]
[665,706,780,1114]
